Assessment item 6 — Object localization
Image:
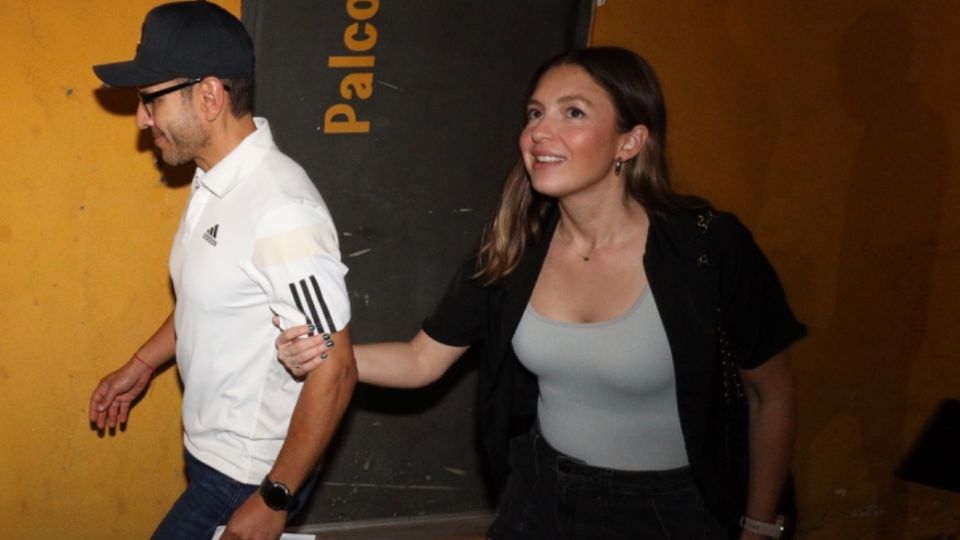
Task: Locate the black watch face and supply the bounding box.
[262,482,292,510]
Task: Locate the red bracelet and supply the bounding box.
[133,352,155,373]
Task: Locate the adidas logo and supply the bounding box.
[203,224,219,246]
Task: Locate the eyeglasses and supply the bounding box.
[137,78,202,117]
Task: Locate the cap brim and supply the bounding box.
[93,60,174,88]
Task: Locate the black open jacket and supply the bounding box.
[423,203,806,525]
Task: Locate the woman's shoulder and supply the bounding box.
[654,204,753,248]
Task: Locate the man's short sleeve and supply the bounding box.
[716,215,806,369]
[422,258,486,347]
[252,201,350,335]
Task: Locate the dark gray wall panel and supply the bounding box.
[243,0,590,523]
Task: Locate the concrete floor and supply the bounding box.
[293,512,491,540]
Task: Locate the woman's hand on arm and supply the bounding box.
[273,317,335,378]
[738,351,795,539]
[274,317,467,388]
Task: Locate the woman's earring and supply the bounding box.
[614,159,623,176]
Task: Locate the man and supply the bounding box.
[88,2,356,539]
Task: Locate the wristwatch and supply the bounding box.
[259,475,294,511]
[739,515,785,538]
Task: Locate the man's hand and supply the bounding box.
[89,359,153,430]
[221,492,286,540]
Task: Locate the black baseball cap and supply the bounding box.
[93,1,253,88]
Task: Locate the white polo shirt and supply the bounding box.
[169,117,350,484]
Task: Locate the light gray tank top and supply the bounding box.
[512,288,689,470]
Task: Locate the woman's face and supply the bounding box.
[520,64,634,200]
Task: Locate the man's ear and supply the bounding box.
[197,77,228,121]
[618,124,649,161]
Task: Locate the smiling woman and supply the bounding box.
[520,65,643,204]
[476,48,700,284]
[276,46,806,539]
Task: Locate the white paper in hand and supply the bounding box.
[212,525,316,540]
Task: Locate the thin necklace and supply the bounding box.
[570,245,592,261]
[557,230,594,261]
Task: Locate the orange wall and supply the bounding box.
[0,1,239,538]
[2,2,957,538]
[592,1,959,538]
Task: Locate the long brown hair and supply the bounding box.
[476,47,706,284]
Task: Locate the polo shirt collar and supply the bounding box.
[194,117,273,198]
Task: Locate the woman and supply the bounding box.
[277,47,804,539]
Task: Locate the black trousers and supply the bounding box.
[488,427,729,540]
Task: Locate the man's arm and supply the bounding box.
[223,325,357,540]
[89,311,176,430]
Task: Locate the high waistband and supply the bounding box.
[530,424,696,493]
